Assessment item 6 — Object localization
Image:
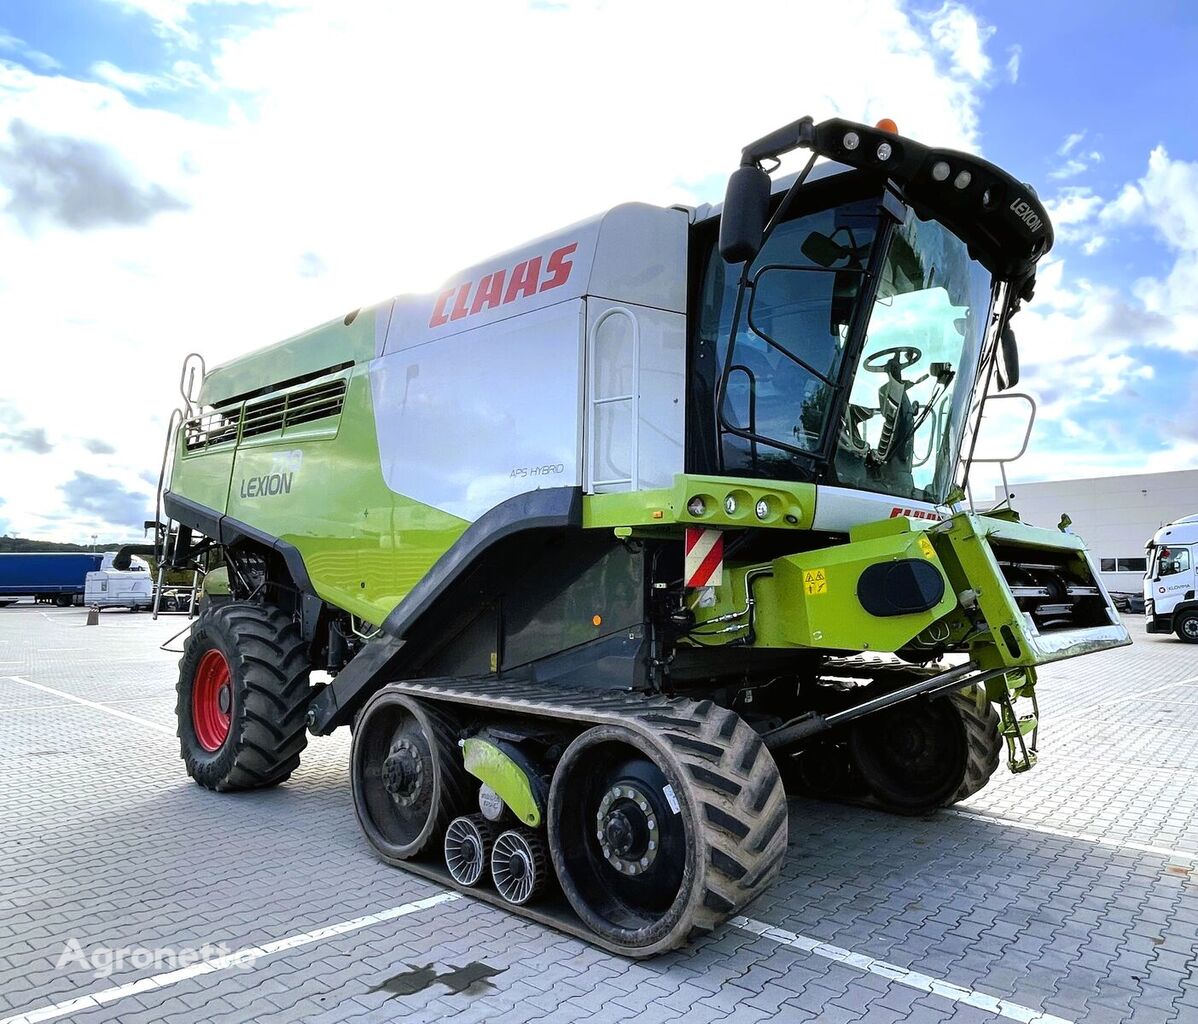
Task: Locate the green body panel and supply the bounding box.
[171,305,467,625]
[748,519,954,652]
[199,302,385,407]
[691,508,1129,670]
[583,475,817,532]
[202,566,230,596]
[174,445,236,517]
[927,512,1128,669]
[461,737,542,827]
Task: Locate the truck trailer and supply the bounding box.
[0,552,104,606]
[1145,513,1198,641]
[156,114,1130,955]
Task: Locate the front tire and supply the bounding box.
[1175,610,1198,644]
[849,688,1000,814]
[176,602,311,791]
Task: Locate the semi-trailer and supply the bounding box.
[0,552,105,606]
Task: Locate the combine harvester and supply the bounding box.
[153,115,1130,954]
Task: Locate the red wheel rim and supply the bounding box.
[192,648,232,752]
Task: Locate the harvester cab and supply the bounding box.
[156,114,1131,956]
[1145,513,1198,641]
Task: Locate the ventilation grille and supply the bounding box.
[183,409,240,451]
[240,379,347,440]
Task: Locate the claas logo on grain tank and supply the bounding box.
[428,243,578,328]
[889,506,943,522]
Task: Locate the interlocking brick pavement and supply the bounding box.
[1,604,1195,1023]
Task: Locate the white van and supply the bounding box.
[84,553,154,611]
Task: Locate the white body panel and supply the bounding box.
[372,203,689,521]
[812,486,944,534]
[85,569,153,609]
[585,299,686,493]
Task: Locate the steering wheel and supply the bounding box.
[864,346,922,373]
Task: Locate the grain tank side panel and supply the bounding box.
[371,202,688,522]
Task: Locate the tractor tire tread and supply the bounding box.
[671,696,788,937]
[945,688,1003,805]
[176,601,311,792]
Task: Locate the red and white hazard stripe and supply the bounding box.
[684,528,724,588]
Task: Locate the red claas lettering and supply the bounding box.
[428,242,578,328]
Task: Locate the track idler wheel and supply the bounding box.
[548,711,787,956]
[491,829,548,906]
[848,689,1001,814]
[351,691,470,862]
[444,814,499,887]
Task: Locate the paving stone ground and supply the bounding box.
[0,604,1195,1023]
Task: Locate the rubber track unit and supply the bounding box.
[177,602,310,791]
[371,677,788,957]
[946,688,1002,804]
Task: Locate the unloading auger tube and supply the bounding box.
[161,112,1131,955]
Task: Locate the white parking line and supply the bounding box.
[948,808,1198,863]
[2,677,173,735]
[735,916,1073,1024]
[0,891,460,1024]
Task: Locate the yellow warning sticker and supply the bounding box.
[918,536,936,559]
[803,568,828,596]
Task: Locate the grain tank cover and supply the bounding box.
[380,202,687,354]
[372,203,689,521]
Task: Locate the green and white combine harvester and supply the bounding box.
[158,115,1130,955]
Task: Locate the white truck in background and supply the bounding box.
[1145,514,1198,642]
[84,553,154,611]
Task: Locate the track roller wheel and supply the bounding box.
[445,814,499,887]
[491,829,548,906]
[176,601,311,791]
[351,691,470,862]
[548,710,786,956]
[849,688,1001,814]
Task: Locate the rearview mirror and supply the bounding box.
[800,232,846,268]
[999,326,1020,389]
[719,165,771,264]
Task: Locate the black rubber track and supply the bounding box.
[176,601,311,791]
[375,678,787,955]
[656,700,789,940]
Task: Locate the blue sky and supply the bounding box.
[0,0,1195,539]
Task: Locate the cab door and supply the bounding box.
[1153,544,1193,614]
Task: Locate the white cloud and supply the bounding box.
[924,2,995,82]
[1058,130,1085,156]
[90,58,216,94]
[1044,186,1104,240]
[1049,158,1088,180]
[0,31,59,70]
[1096,146,1198,353]
[0,0,1010,540]
[1048,134,1101,180]
[1005,45,1021,84]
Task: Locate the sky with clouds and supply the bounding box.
[0,0,1194,541]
